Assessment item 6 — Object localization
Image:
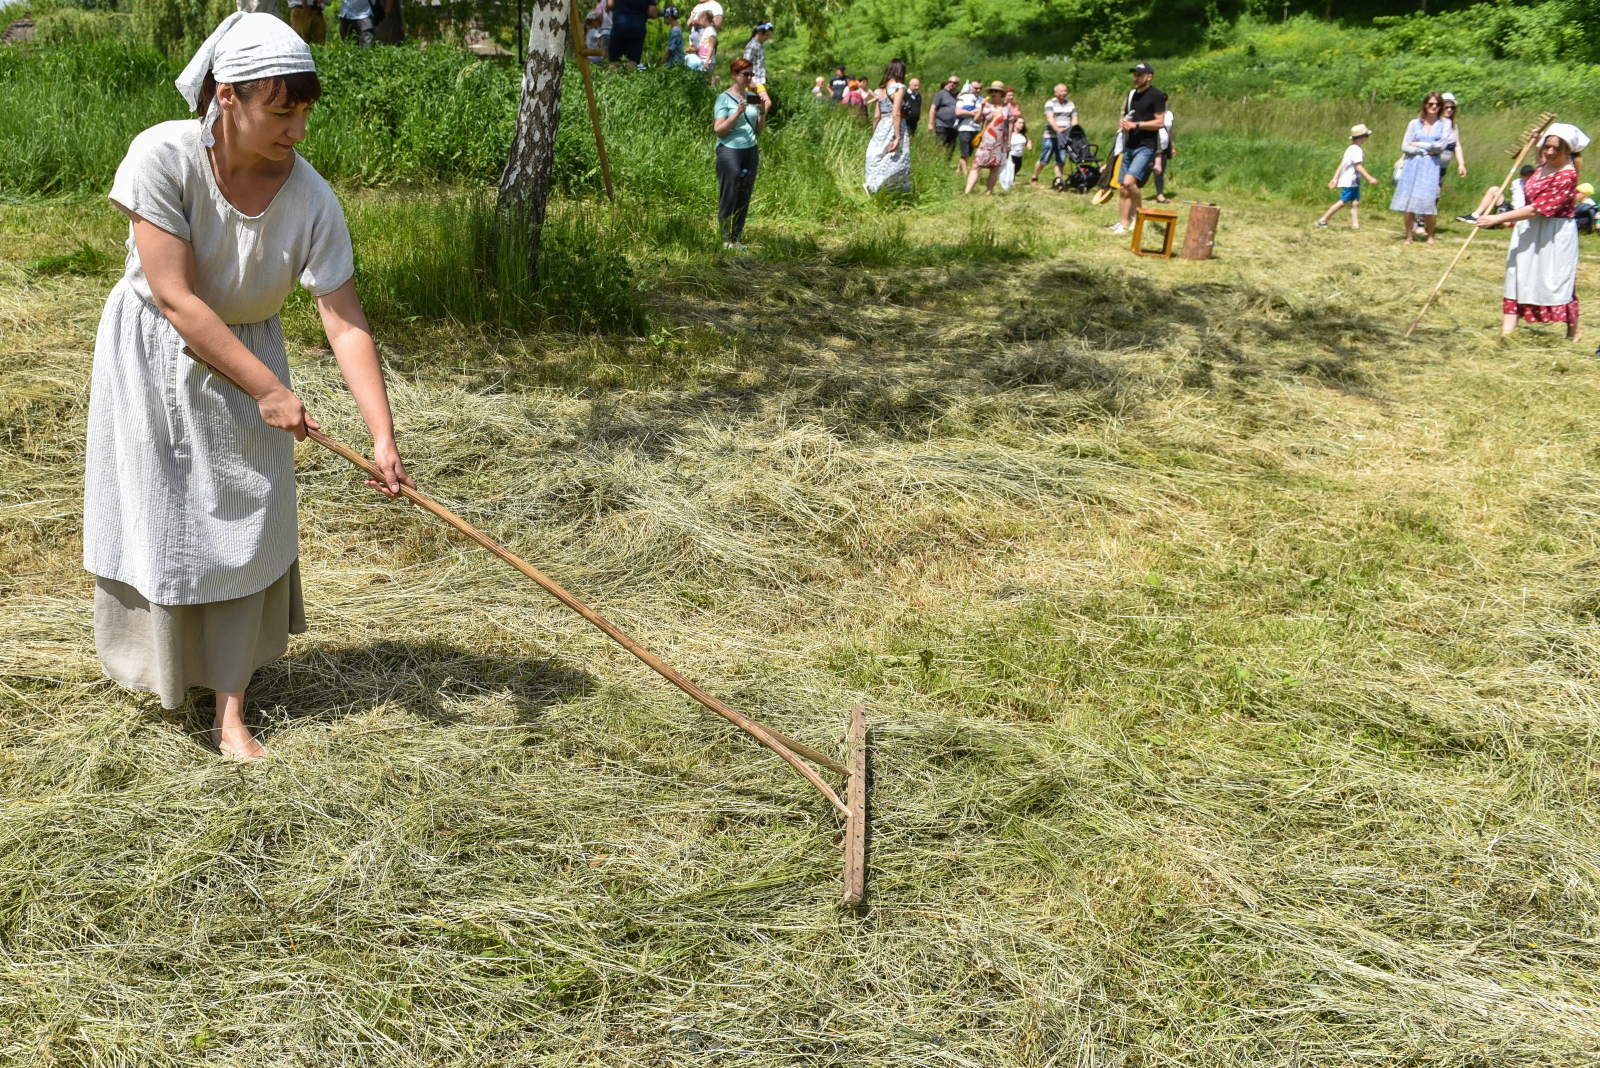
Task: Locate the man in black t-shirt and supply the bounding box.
[830,66,849,103]
[1113,62,1168,234]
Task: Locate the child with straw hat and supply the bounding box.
[1316,124,1378,230]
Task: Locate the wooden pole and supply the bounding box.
[840,703,868,908]
[567,0,615,201]
[181,348,849,814]
[1405,112,1557,338]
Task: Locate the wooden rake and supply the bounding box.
[1406,111,1557,338]
[183,347,871,907]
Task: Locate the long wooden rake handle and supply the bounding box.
[1406,112,1556,338]
[183,348,849,815]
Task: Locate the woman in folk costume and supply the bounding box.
[86,12,414,759]
[1475,123,1588,342]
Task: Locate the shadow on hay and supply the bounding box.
[240,639,592,734]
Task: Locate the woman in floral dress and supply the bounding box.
[864,58,912,194]
[1475,123,1589,341]
[963,80,1013,195]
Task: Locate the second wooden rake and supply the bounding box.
[1406,112,1557,338]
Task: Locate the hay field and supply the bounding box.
[4,185,1600,1065]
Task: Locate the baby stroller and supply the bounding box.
[1057,124,1102,193]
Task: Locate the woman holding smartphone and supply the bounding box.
[713,56,766,249]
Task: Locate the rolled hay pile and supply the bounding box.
[4,190,1600,1064]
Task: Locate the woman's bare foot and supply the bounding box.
[215,727,265,761]
[1569,328,1583,343]
[214,690,264,761]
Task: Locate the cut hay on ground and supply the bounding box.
[3,190,1600,1065]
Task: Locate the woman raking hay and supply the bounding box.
[85,12,415,760]
[1474,122,1589,341]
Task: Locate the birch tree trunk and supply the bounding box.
[497,1,568,254]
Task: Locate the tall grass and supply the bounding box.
[329,192,648,335]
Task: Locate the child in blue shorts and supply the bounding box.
[1317,124,1379,230]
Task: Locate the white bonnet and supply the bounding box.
[1546,122,1591,154]
[174,13,317,147]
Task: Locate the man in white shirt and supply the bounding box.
[339,0,377,46]
[1030,83,1077,186]
[954,80,981,176]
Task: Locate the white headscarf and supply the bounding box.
[174,12,317,148]
[1545,122,1591,154]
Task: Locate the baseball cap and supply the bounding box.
[1580,182,1595,196]
[1130,62,1154,74]
[1349,124,1371,138]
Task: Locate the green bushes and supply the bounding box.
[300,45,520,184]
[1164,14,1600,109]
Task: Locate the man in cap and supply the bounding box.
[1111,62,1166,234]
[928,74,961,159]
[744,22,774,108]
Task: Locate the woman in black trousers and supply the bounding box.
[713,56,767,248]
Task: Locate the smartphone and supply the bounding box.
[746,91,761,105]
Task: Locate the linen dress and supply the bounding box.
[1503,166,1579,324]
[1390,117,1451,216]
[86,119,354,707]
[864,81,912,194]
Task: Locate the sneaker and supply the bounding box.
[1455,213,1478,223]
[1315,219,1327,228]
[1109,222,1128,235]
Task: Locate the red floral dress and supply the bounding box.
[973,102,1012,168]
[1504,167,1579,324]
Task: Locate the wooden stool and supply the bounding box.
[1131,207,1179,257]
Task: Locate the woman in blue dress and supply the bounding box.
[1390,92,1451,244]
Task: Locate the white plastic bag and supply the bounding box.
[998,155,1015,191]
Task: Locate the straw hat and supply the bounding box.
[987,80,1006,92]
[1349,124,1371,139]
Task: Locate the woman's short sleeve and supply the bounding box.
[298,177,355,297]
[1529,169,1578,218]
[108,124,193,242]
